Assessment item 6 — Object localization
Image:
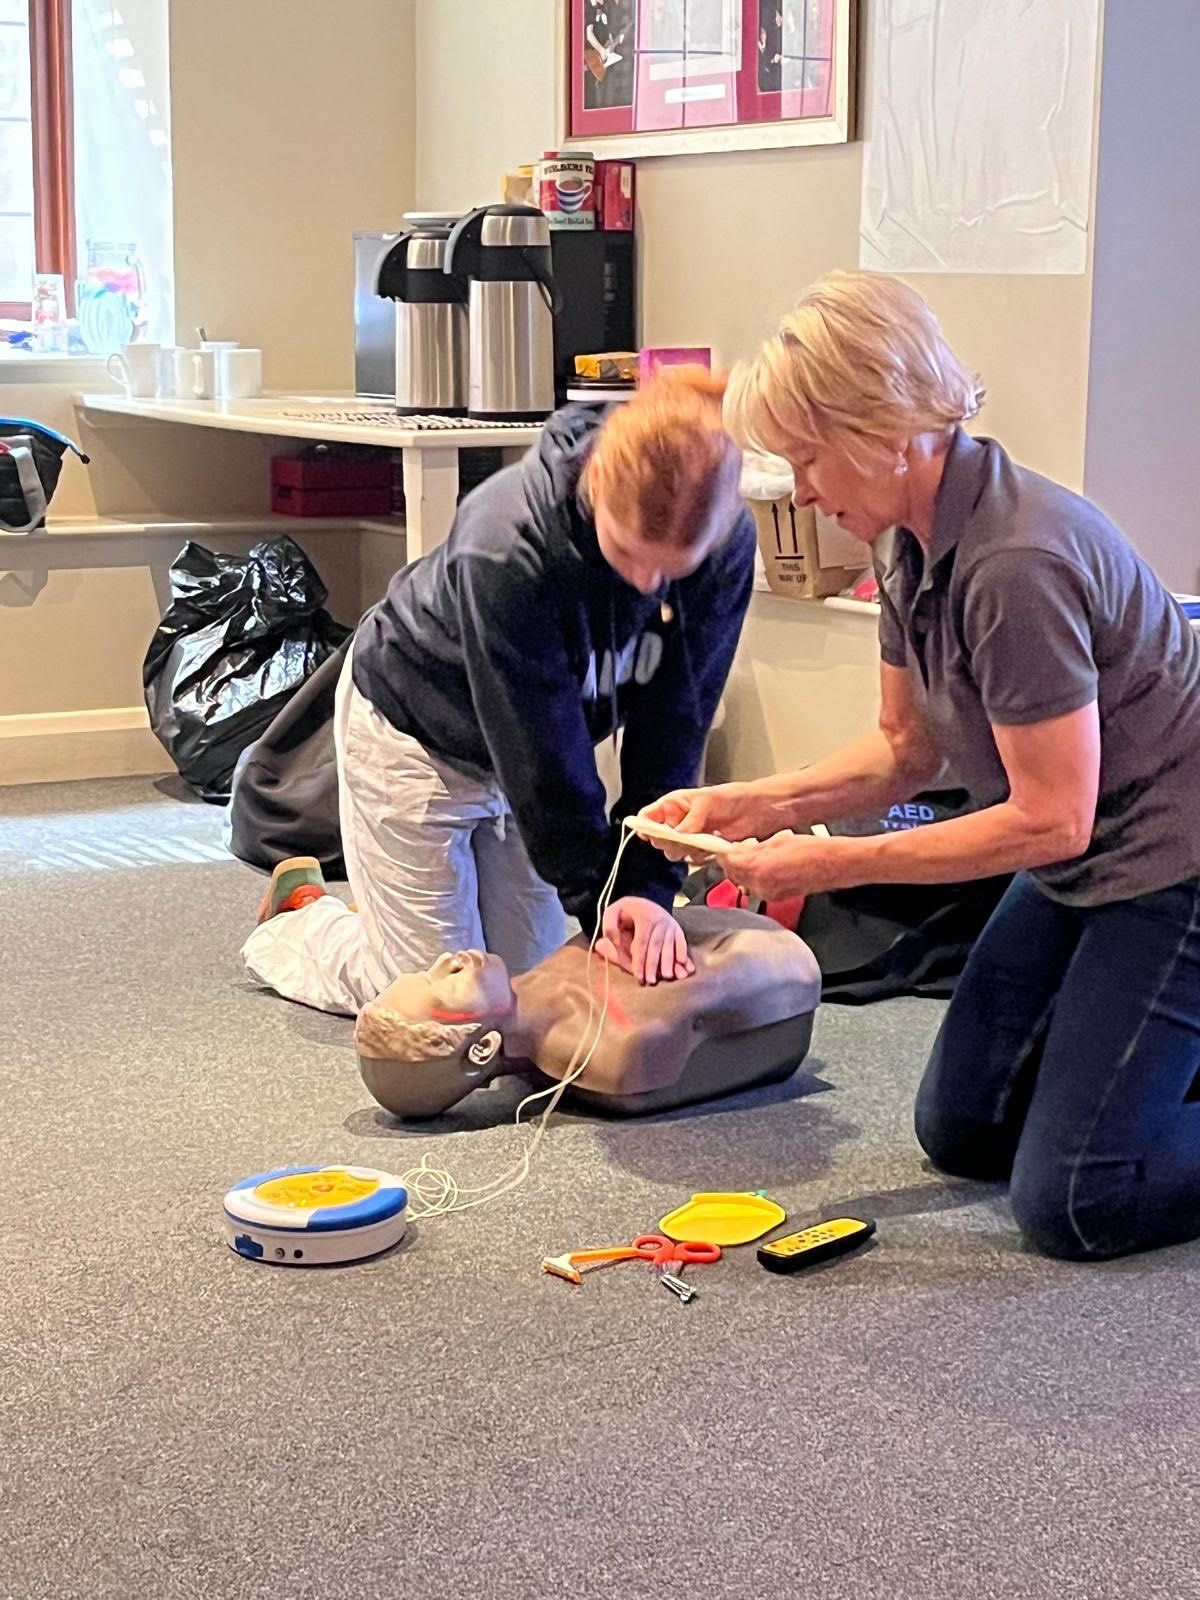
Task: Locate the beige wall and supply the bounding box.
[413,0,1093,491]
[170,0,416,392]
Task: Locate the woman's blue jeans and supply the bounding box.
[915,871,1200,1260]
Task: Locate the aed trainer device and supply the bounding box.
[757,1216,876,1273]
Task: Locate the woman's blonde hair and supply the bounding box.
[587,365,739,547]
[724,271,985,469]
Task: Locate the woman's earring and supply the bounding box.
[895,453,909,476]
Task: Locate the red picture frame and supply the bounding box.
[564,0,854,157]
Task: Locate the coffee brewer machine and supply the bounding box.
[356,211,637,413]
[443,205,558,422]
[375,219,468,415]
[548,228,636,403]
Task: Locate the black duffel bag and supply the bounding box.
[0,418,88,533]
[680,789,1012,1004]
[226,632,351,878]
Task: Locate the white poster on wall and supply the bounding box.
[859,0,1101,275]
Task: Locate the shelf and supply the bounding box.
[29,512,405,541]
[750,582,880,618]
[76,391,545,452]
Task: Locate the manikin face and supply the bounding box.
[788,436,907,545]
[376,950,514,1025]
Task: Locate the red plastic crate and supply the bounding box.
[271,482,394,517]
[272,454,392,491]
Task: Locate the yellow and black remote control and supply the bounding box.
[757,1217,876,1273]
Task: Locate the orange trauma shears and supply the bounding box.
[540,1233,722,1285]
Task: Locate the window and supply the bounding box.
[0,0,172,348]
[0,0,72,315]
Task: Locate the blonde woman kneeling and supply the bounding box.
[644,272,1200,1262]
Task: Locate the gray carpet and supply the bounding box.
[2,776,1199,1600]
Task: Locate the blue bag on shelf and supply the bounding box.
[0,418,88,534]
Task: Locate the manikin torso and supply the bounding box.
[355,907,821,1118]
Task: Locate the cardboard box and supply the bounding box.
[748,494,863,600]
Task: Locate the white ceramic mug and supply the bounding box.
[217,347,262,399]
[192,348,221,400]
[187,341,237,399]
[173,348,201,397]
[107,342,161,398]
[156,345,182,397]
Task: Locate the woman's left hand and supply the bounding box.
[722,831,838,901]
[596,896,695,985]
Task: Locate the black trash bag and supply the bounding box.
[143,537,351,802]
[0,417,88,533]
[227,633,350,878]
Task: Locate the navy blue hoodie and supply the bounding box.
[353,406,756,931]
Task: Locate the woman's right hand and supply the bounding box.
[639,781,777,859]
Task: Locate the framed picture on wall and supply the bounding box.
[559,0,858,159]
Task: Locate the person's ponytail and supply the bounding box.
[587,366,739,547]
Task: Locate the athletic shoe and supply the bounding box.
[257,856,328,924]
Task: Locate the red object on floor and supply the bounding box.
[705,877,749,911]
[763,894,806,930]
[702,875,806,930]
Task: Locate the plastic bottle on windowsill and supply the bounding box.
[32,274,68,354]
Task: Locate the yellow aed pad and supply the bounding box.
[255,1170,380,1210]
[757,1217,876,1273]
[658,1192,786,1247]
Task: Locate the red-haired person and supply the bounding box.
[242,371,755,1014]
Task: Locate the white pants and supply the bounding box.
[241,653,567,1015]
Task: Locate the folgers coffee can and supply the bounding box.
[538,150,595,229]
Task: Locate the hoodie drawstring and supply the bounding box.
[610,591,619,752]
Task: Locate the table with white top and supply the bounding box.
[76,393,545,559]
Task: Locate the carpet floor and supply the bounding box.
[2,776,1198,1599]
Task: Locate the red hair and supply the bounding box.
[587,367,737,548]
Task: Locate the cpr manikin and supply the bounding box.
[355,906,822,1118]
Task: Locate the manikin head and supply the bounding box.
[355,950,516,1117]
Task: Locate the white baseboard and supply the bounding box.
[0,706,175,787]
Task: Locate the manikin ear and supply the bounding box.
[466,1031,504,1074]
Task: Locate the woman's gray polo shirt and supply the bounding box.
[875,429,1200,905]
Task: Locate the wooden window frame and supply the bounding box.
[0,0,74,319]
